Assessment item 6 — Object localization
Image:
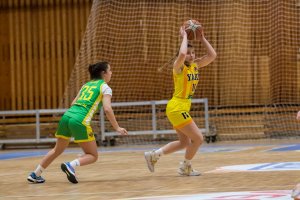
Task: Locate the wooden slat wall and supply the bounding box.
[0,0,92,110]
[0,4,11,110]
[1,1,299,110]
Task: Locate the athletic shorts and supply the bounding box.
[55,114,95,143]
[166,97,193,129]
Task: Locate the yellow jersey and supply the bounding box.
[172,63,199,99]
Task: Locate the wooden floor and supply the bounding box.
[0,140,299,200]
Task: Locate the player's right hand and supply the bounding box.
[116,127,128,135]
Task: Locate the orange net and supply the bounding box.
[63,0,300,142]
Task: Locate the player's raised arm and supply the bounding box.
[173,26,188,74]
[194,29,217,68]
[195,29,217,67]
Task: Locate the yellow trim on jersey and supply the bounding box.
[82,83,104,126]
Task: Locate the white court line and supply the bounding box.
[0,186,294,198]
[118,190,292,200]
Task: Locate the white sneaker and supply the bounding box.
[292,183,300,199]
[144,150,158,172]
[178,162,201,176]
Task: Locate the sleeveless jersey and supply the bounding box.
[64,79,110,126]
[172,63,199,99]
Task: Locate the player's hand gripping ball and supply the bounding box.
[183,19,203,41]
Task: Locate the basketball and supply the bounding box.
[183,19,202,40]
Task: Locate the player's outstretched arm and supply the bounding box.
[102,94,128,135]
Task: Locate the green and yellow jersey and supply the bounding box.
[64,79,112,126]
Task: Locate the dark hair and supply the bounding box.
[88,61,109,80]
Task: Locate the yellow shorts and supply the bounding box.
[166,97,193,129]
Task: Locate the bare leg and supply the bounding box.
[60,140,98,184]
[144,120,203,175]
[77,140,98,166]
[40,138,69,168]
[177,121,203,160]
[161,129,190,155]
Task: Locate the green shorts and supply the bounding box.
[55,114,95,143]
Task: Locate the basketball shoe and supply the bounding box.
[27,172,45,183]
[61,162,78,184]
[144,150,159,172]
[178,162,201,176]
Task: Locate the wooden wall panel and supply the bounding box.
[0,1,299,110]
[0,4,11,110]
[0,0,93,110]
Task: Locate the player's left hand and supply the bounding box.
[116,127,128,135]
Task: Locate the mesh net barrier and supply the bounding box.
[63,0,300,143]
[97,102,207,145]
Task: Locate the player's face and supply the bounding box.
[103,65,112,83]
[185,47,195,63]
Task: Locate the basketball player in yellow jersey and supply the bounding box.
[145,25,216,176]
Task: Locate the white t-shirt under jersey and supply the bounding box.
[102,83,112,96]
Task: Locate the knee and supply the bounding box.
[193,135,204,146]
[179,140,190,149]
[91,153,98,163]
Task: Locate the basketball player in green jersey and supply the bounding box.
[145,25,216,176]
[27,61,127,184]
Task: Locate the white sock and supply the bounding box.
[70,159,80,169]
[154,148,164,159]
[184,159,191,165]
[34,165,44,176]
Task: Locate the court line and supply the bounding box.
[0,186,294,198]
[118,190,292,200]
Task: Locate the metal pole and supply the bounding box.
[151,101,157,139]
[100,108,105,142]
[204,98,209,135]
[36,110,40,143]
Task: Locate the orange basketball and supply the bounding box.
[183,19,202,41]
